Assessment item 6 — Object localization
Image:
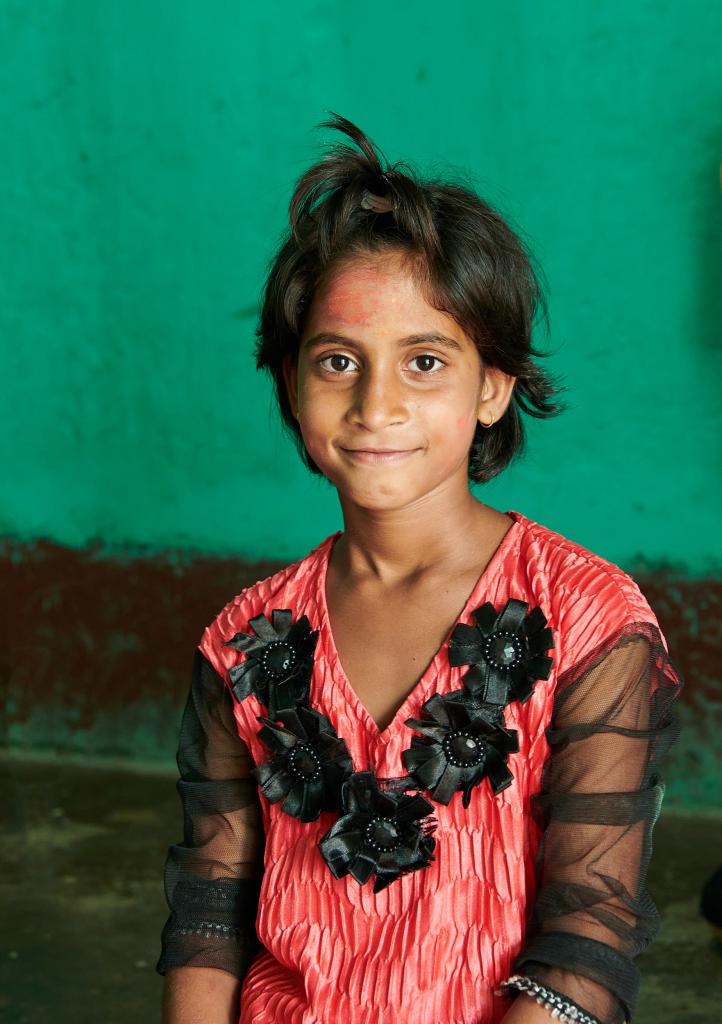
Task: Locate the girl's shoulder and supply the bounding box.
[512,509,669,672]
[514,508,648,608]
[197,531,336,682]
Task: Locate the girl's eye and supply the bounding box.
[318,353,358,374]
[409,354,445,373]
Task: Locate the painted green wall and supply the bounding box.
[2,2,721,571]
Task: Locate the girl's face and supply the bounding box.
[285,252,513,513]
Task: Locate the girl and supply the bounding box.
[156,114,682,1024]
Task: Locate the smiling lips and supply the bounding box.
[340,447,421,465]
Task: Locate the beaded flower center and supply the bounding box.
[287,742,322,780]
[442,730,486,767]
[483,630,523,670]
[365,816,402,851]
[260,640,298,679]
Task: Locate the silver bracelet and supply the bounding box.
[496,974,602,1024]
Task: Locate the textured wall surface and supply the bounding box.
[1,4,721,803]
[3,537,720,809]
[1,1,721,567]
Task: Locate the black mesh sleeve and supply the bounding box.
[156,649,265,979]
[512,621,682,1024]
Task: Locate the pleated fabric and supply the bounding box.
[198,509,670,1024]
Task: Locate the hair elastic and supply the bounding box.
[360,189,395,214]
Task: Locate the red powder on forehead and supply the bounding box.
[319,258,411,328]
[324,269,389,325]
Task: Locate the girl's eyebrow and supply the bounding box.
[301,331,464,353]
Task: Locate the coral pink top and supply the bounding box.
[187,509,680,1024]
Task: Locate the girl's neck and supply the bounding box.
[333,493,512,587]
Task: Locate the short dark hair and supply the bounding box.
[254,113,567,483]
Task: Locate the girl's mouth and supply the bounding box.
[340,447,421,465]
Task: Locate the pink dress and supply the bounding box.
[158,509,682,1024]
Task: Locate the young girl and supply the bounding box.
[156,114,682,1024]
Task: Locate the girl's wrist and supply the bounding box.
[497,975,602,1024]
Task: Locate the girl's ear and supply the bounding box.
[282,355,300,420]
[477,366,516,424]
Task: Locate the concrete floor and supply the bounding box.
[1,755,720,1023]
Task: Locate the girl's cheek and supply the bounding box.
[454,407,480,435]
[298,422,330,459]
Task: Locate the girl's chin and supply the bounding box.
[328,475,428,512]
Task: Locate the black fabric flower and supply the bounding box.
[253,705,354,823]
[448,597,554,707]
[402,692,519,806]
[224,609,319,717]
[319,771,437,892]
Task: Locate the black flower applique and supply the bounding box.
[448,597,554,707]
[402,692,520,807]
[224,609,319,717]
[319,771,437,892]
[253,705,354,823]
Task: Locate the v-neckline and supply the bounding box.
[316,509,523,739]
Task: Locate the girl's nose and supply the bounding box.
[348,365,408,431]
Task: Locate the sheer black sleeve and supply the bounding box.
[156,649,265,979]
[512,621,682,1024]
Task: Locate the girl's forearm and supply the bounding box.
[500,992,571,1024]
[161,966,242,1024]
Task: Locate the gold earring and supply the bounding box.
[482,411,495,429]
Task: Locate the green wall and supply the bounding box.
[2,2,721,571]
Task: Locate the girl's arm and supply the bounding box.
[500,992,573,1024]
[156,649,265,1023]
[162,967,242,1024]
[504,622,682,1024]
